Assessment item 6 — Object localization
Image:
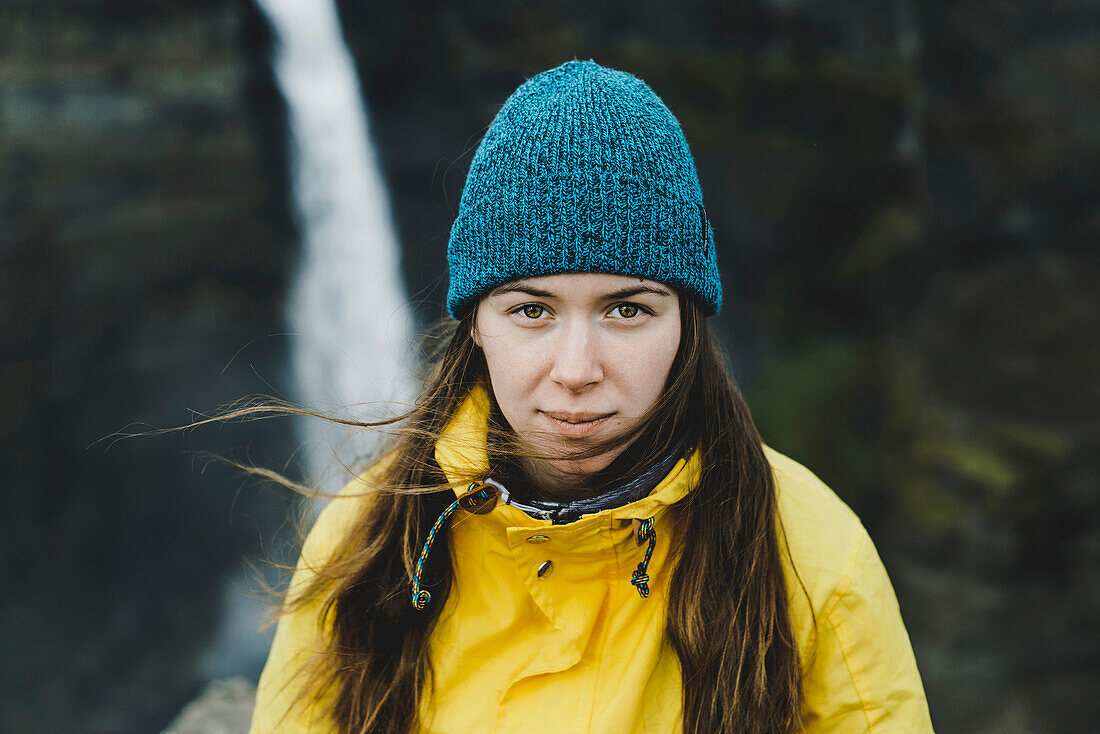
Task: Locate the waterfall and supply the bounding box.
[195,0,415,685]
[263,0,416,491]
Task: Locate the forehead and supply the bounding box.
[488,272,675,299]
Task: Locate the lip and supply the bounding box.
[540,410,615,438]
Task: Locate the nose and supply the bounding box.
[549,320,604,393]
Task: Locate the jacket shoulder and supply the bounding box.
[764,446,865,613]
[765,447,935,731]
[250,454,394,733]
[295,452,395,579]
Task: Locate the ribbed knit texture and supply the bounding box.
[446,59,722,317]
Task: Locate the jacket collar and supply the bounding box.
[433,384,700,527]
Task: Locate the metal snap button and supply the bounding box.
[526,535,550,544]
[537,560,554,579]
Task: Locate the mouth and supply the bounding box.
[540,410,616,438]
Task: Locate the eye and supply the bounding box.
[611,303,648,319]
[615,304,639,318]
[506,302,551,324]
[519,304,545,319]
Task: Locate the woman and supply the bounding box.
[250,60,933,733]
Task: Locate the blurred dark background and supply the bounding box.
[2,0,1097,731]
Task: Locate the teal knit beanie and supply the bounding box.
[446,59,722,317]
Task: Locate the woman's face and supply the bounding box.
[473,272,681,490]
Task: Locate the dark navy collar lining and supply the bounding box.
[487,438,688,525]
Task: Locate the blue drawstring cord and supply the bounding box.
[630,517,657,599]
[411,483,497,609]
[410,494,463,609]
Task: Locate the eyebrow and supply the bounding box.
[602,284,675,300]
[490,282,675,301]
[490,283,557,298]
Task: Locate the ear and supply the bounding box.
[469,317,482,347]
[468,301,485,347]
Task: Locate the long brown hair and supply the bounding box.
[237,295,805,733]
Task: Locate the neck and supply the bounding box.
[515,448,630,503]
[489,435,689,525]
[490,428,673,508]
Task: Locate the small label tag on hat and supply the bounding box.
[699,203,708,244]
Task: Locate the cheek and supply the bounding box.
[615,325,680,404]
[478,333,547,408]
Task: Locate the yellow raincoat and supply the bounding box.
[251,386,934,732]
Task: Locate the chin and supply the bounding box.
[551,454,614,478]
